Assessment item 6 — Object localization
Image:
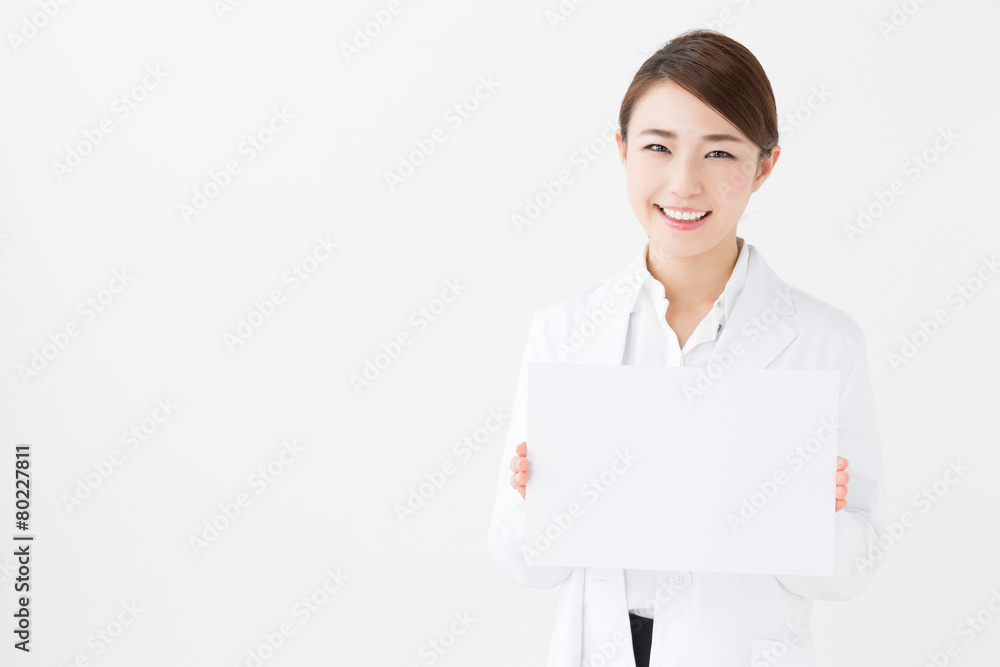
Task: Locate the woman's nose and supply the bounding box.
[666,160,702,198]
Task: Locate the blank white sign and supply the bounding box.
[524,362,840,575]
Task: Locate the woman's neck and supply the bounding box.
[646,235,742,309]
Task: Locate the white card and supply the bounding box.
[524,362,839,575]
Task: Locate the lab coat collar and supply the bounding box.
[633,236,751,334]
[578,236,797,370]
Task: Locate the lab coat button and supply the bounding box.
[670,571,691,588]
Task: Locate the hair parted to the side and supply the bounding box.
[618,29,779,163]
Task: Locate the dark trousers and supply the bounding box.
[629,612,653,667]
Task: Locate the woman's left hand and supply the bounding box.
[835,456,850,512]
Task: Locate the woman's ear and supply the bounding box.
[751,145,781,194]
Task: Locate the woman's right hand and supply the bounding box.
[509,441,530,500]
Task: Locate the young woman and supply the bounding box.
[487,29,886,667]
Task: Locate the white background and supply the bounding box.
[0,0,998,665]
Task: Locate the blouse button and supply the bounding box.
[670,571,691,588]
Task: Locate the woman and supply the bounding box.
[487,29,886,667]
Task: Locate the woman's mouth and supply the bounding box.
[656,205,711,231]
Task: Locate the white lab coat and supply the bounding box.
[487,239,886,666]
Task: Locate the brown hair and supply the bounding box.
[618,29,778,164]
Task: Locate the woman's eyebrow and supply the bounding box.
[637,128,746,144]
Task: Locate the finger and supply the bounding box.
[835,485,848,500]
[518,485,525,500]
[837,456,849,471]
[516,441,526,456]
[835,471,850,485]
[835,498,846,512]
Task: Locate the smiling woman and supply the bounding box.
[488,28,886,667]
[615,31,781,311]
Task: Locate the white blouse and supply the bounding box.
[622,235,750,618]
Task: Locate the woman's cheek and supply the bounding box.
[729,159,759,191]
[713,164,755,202]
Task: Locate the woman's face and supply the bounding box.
[616,80,779,258]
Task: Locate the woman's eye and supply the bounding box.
[644,145,733,158]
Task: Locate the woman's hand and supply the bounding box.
[835,456,850,512]
[509,441,530,500]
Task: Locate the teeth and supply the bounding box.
[658,206,708,221]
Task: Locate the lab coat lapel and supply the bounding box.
[708,244,799,372]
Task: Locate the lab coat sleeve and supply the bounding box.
[776,331,887,600]
[487,306,573,589]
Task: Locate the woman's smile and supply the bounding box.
[656,204,712,230]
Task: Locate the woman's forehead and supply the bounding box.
[632,82,743,138]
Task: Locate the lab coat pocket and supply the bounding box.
[749,638,818,667]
